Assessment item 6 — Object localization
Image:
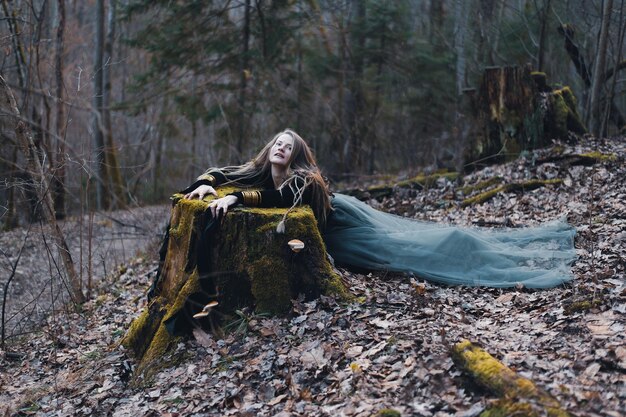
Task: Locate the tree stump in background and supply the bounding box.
[122,189,349,381]
[465,66,586,169]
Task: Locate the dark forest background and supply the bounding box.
[1,0,625,226]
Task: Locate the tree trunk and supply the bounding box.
[53,0,67,219]
[491,0,506,61]
[429,0,445,52]
[122,192,349,381]
[304,0,332,55]
[454,0,469,99]
[335,12,347,172]
[467,66,586,169]
[558,24,626,131]
[103,0,126,209]
[368,26,386,174]
[2,0,29,229]
[589,0,613,136]
[537,0,552,71]
[601,0,625,135]
[1,0,27,88]
[0,75,85,304]
[93,0,108,210]
[4,147,19,230]
[236,0,251,161]
[346,0,366,172]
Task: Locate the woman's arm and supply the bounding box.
[228,177,312,209]
[181,170,267,199]
[180,170,229,196]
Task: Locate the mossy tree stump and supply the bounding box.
[466,66,586,169]
[122,189,349,380]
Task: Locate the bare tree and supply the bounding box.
[0,75,85,304]
[601,0,626,135]
[237,0,251,161]
[589,0,614,136]
[536,0,552,71]
[454,0,470,98]
[53,0,67,219]
[2,0,28,229]
[103,0,126,209]
[93,0,108,209]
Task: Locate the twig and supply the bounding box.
[1,223,32,349]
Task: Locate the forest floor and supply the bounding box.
[0,136,625,417]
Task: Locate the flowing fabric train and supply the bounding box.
[323,194,577,288]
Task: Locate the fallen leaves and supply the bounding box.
[1,138,625,416]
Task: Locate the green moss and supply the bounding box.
[459,177,504,195]
[519,178,562,188]
[250,255,291,313]
[375,409,402,417]
[461,179,562,207]
[452,339,518,396]
[480,400,572,417]
[563,298,602,315]
[121,298,167,359]
[547,88,587,137]
[559,87,576,108]
[578,151,617,162]
[164,269,202,322]
[396,172,459,189]
[461,186,506,207]
[132,305,196,382]
[209,194,350,312]
[124,269,201,382]
[550,91,570,139]
[480,400,536,417]
[168,199,207,240]
[453,340,572,417]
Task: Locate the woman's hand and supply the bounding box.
[208,195,239,218]
[184,184,217,200]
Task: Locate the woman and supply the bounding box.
[183,129,577,289]
[182,129,331,231]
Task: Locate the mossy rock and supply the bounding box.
[122,189,349,382]
[451,340,573,417]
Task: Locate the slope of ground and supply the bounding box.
[0,137,624,417]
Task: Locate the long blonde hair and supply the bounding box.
[211,129,332,226]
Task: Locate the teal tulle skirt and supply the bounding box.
[323,194,577,288]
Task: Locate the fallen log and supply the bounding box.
[460,179,562,207]
[122,188,349,382]
[342,172,458,201]
[451,340,573,417]
[536,151,618,166]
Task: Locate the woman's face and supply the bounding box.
[269,133,294,168]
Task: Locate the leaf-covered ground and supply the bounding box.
[1,137,624,417]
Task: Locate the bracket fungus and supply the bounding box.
[192,301,219,319]
[288,239,305,252]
